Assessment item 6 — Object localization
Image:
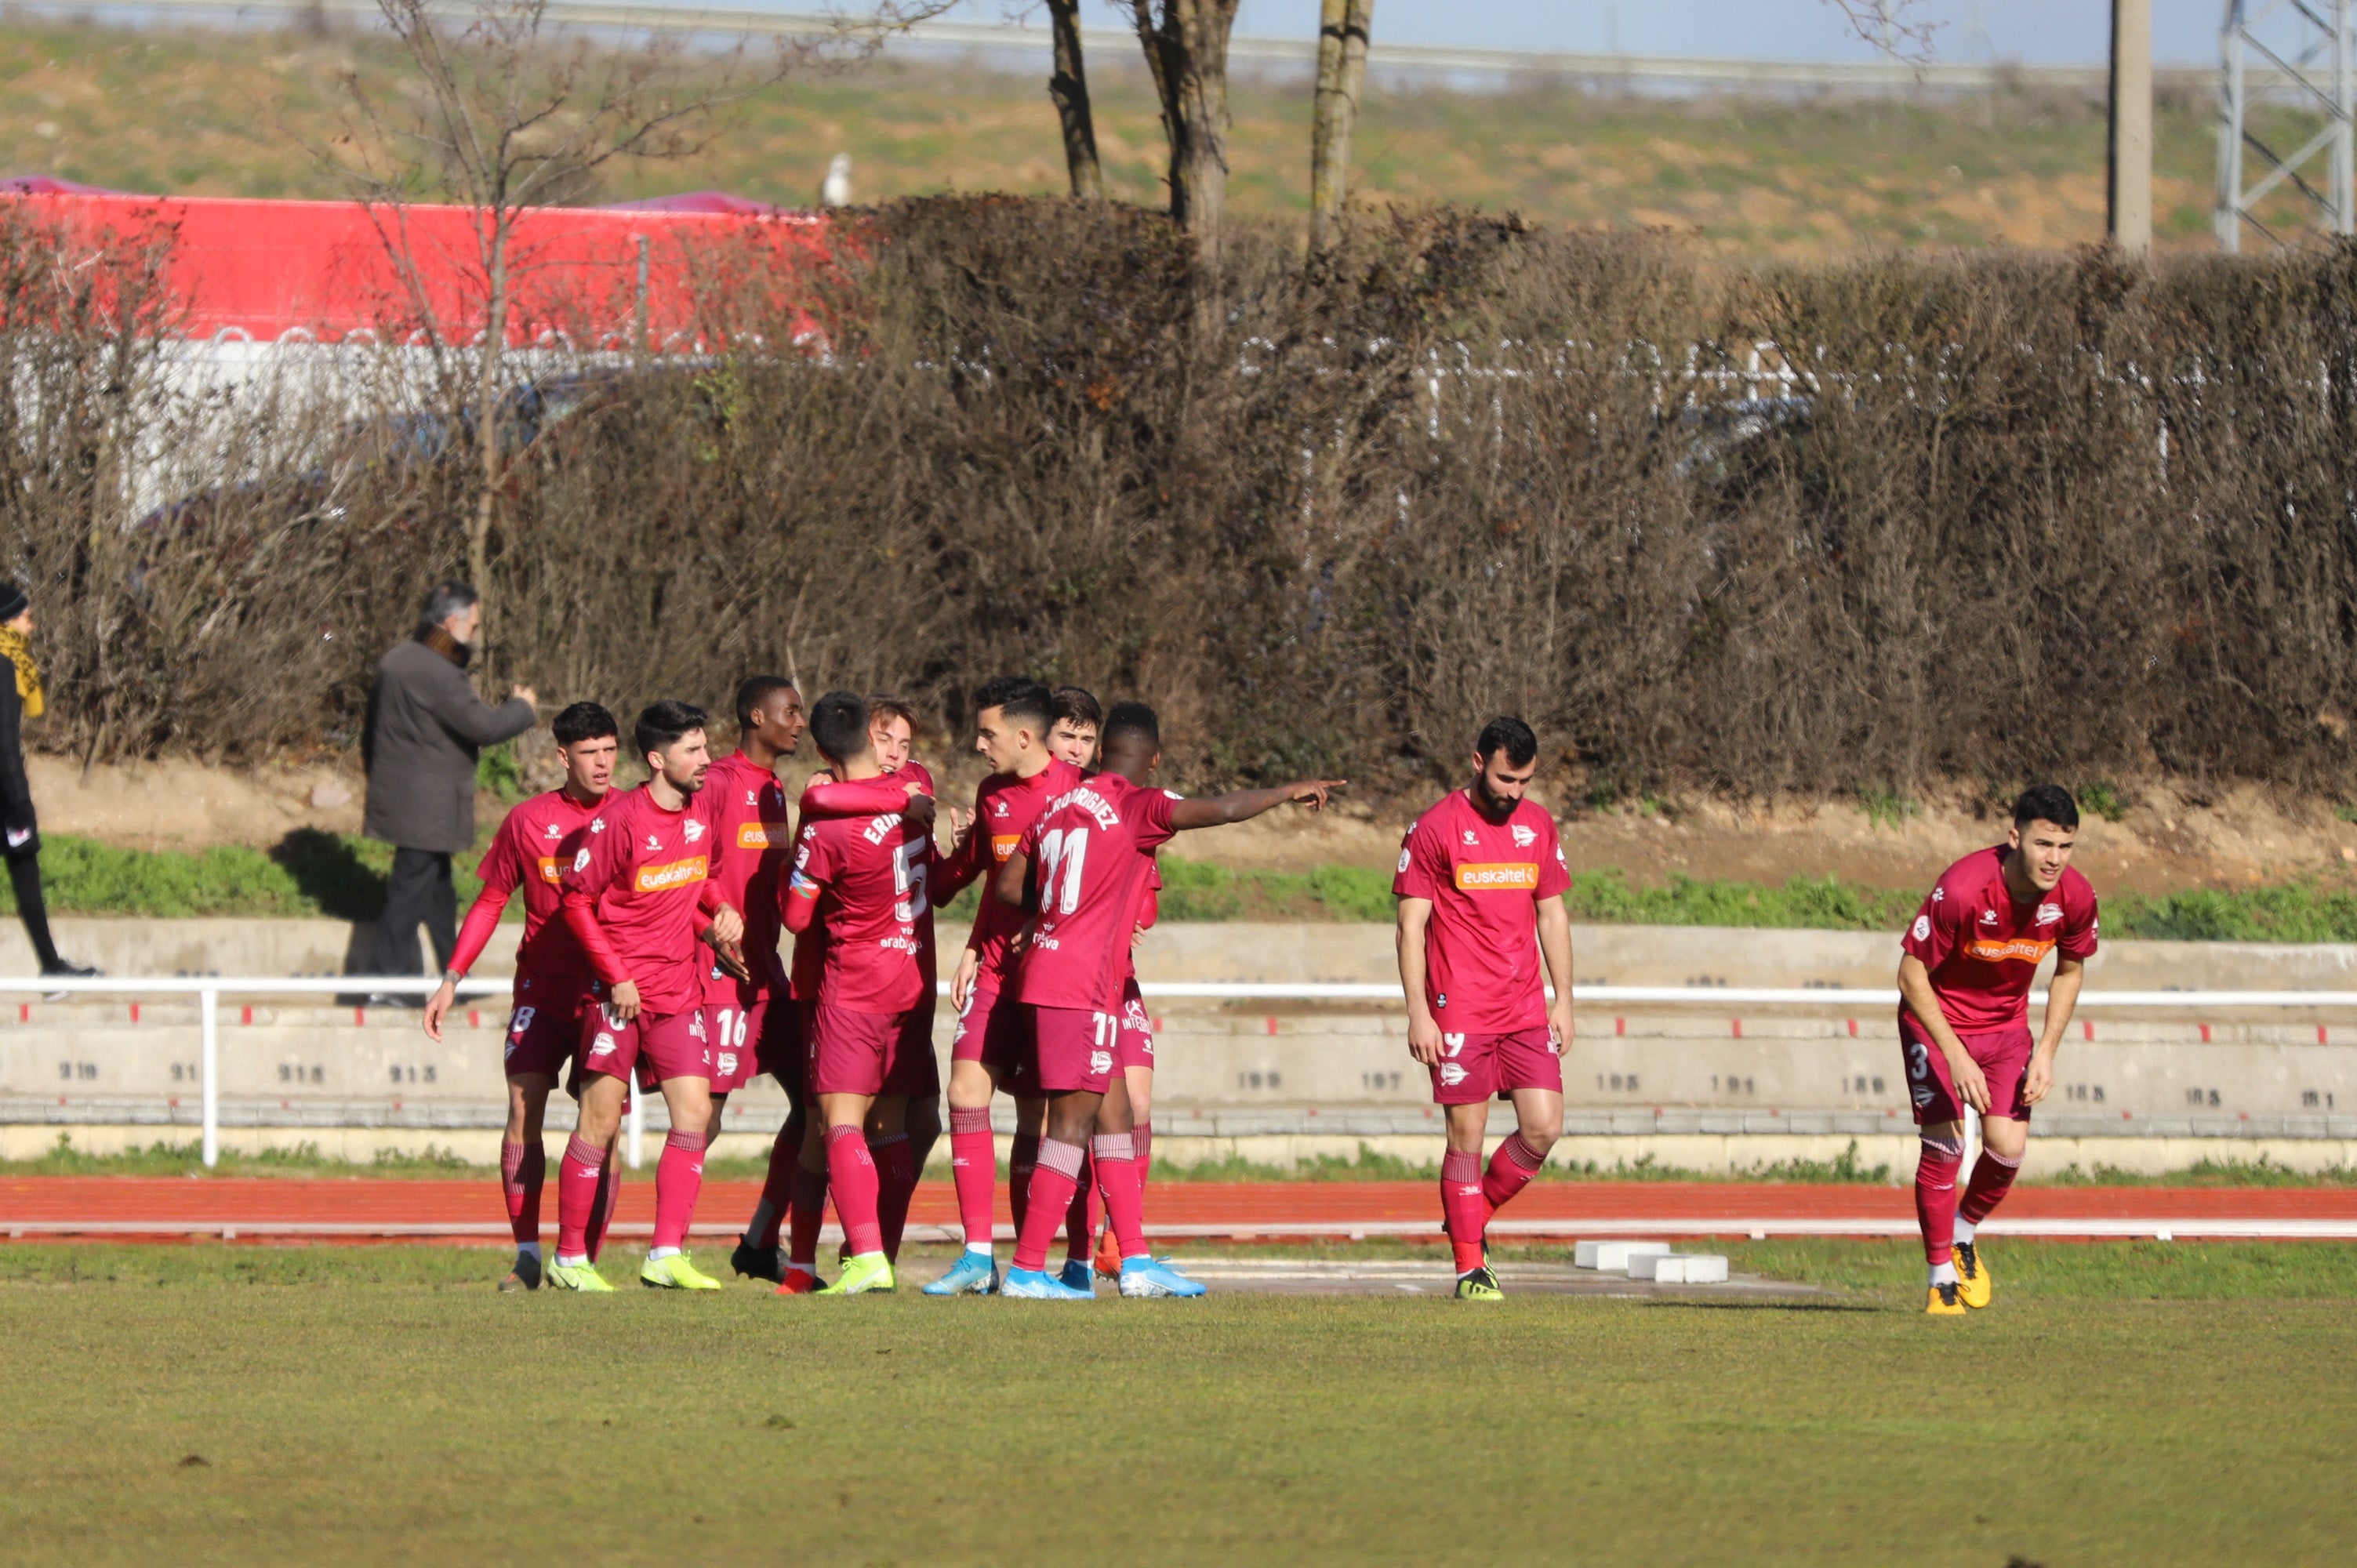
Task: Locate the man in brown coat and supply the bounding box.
[361,582,536,996]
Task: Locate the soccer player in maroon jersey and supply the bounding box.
[1899,784,2097,1315]
[1393,717,1577,1301]
[924,677,1077,1296]
[545,700,743,1292]
[423,702,618,1291]
[779,691,939,1295]
[995,701,1342,1298]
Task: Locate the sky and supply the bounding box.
[924,3,2234,67]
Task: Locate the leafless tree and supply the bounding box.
[308,0,815,671]
[1308,0,1374,255]
[1128,0,1243,263]
[1045,0,1104,198]
[1823,0,1941,63]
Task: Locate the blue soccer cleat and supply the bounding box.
[1117,1256,1208,1298]
[1058,1258,1097,1294]
[924,1251,1001,1296]
[1000,1266,1095,1300]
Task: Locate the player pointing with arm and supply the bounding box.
[422,702,618,1292]
[993,700,1343,1299]
[1899,784,2097,1316]
[1393,717,1576,1301]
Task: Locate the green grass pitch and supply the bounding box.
[4,1240,2355,1566]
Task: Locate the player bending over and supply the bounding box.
[994,701,1343,1299]
[779,691,942,1295]
[924,678,1081,1296]
[1900,784,2096,1316]
[424,702,619,1291]
[1393,717,1576,1301]
[547,701,743,1292]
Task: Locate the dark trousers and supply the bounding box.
[376,847,456,978]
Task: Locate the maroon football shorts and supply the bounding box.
[500,988,586,1081]
[704,998,767,1094]
[1113,978,1155,1073]
[809,1002,928,1098]
[1027,1004,1117,1095]
[1428,1026,1562,1105]
[881,1009,942,1099]
[1898,1014,2036,1124]
[757,999,808,1101]
[951,984,1034,1091]
[571,1003,711,1093]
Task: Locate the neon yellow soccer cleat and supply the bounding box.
[640,1252,724,1290]
[547,1261,615,1293]
[1455,1265,1504,1301]
[1925,1281,1967,1316]
[818,1252,896,1295]
[1953,1242,1992,1309]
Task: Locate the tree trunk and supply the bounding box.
[470,215,506,679]
[1045,0,1102,199]
[1309,0,1374,255]
[1131,0,1240,267]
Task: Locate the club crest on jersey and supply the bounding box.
[2036,902,2064,924]
[572,847,591,872]
[1438,1062,1468,1087]
[1511,823,1537,848]
[1912,915,1930,941]
[590,1034,616,1056]
[1397,848,1412,873]
[683,818,706,843]
[1090,1050,1113,1075]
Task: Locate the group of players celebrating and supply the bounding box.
[424,665,2095,1312]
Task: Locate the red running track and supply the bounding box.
[5,1177,2356,1243]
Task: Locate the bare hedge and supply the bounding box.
[5,195,2355,800]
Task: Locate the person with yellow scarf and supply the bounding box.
[0,583,96,984]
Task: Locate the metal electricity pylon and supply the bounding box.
[2216,0,2357,252]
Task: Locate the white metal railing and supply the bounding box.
[8,975,2357,1169]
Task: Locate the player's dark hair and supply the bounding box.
[809,690,872,764]
[734,675,796,731]
[550,702,617,746]
[1102,701,1160,753]
[973,675,1053,735]
[2012,783,2079,831]
[1475,716,1539,768]
[866,693,919,731]
[1050,685,1102,731]
[634,699,707,760]
[415,579,479,637]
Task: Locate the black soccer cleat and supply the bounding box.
[732,1236,786,1285]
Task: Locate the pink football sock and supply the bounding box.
[1012,1138,1085,1273]
[786,1163,829,1268]
[1007,1132,1040,1236]
[1914,1134,1966,1265]
[949,1107,997,1248]
[1064,1149,1095,1262]
[1135,1120,1152,1194]
[652,1128,708,1251]
[585,1149,620,1261]
[1481,1133,1547,1214]
[871,1133,917,1262]
[1441,1149,1488,1274]
[825,1124,884,1257]
[1092,1133,1146,1260]
[555,1133,606,1258]
[500,1138,545,1246]
[746,1127,798,1250]
[1957,1146,2023,1227]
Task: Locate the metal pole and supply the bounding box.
[2328,0,2347,232]
[200,985,219,1169]
[627,1087,643,1170]
[2217,1,2245,254]
[2109,0,2155,252]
